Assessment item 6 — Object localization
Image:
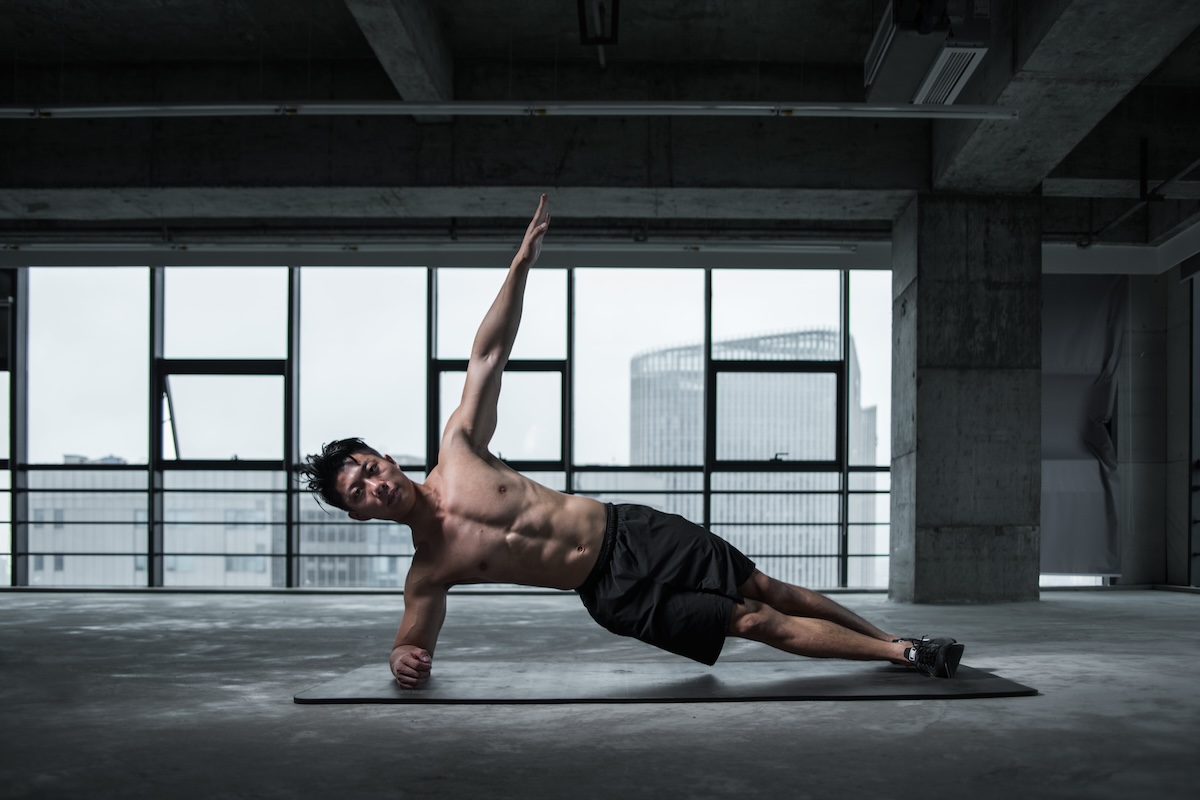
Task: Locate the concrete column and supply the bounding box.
[890,194,1042,603]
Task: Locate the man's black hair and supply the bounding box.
[299,437,382,512]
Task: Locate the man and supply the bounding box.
[301,194,964,688]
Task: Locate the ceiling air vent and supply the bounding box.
[865,0,991,105]
[911,44,988,104]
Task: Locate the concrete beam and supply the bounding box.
[343,0,453,102]
[0,117,928,188]
[1043,179,1200,200]
[0,186,914,223]
[1050,87,1200,173]
[933,0,1200,192]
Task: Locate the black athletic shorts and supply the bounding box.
[575,503,757,666]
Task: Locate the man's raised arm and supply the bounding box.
[447,194,551,450]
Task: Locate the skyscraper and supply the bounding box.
[630,329,880,588]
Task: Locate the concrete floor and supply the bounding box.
[1,589,1197,799]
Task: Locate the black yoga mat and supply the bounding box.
[294,660,1037,704]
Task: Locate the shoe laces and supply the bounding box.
[908,636,937,668]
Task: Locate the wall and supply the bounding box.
[1119,267,1191,585]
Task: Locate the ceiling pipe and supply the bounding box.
[0,100,1018,121]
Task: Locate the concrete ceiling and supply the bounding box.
[1,0,1199,257]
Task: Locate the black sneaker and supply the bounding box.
[906,636,965,679]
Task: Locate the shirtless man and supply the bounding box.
[301,194,964,688]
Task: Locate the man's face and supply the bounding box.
[335,452,413,521]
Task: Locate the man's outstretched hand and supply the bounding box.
[391,646,432,689]
[515,194,551,267]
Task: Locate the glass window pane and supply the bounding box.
[439,371,561,461]
[711,493,841,525]
[163,492,284,523]
[28,492,147,523]
[165,267,287,358]
[28,470,146,490]
[300,268,427,464]
[299,555,412,588]
[163,524,285,553]
[712,524,841,556]
[29,268,148,464]
[848,471,889,491]
[161,555,285,588]
[716,373,837,461]
[27,554,142,587]
[0,522,8,587]
[848,523,890,555]
[572,471,704,493]
[30,524,146,554]
[575,269,704,466]
[165,375,283,460]
[848,491,890,524]
[571,470,701,517]
[436,268,566,359]
[849,270,892,465]
[163,471,285,490]
[847,556,888,589]
[712,270,841,360]
[0,473,9,587]
[711,472,839,491]
[299,521,414,556]
[0,372,8,460]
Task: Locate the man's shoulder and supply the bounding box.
[404,552,450,597]
[433,435,500,478]
[438,426,490,459]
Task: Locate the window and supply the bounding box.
[0,472,9,587]
[165,268,287,359]
[225,556,267,573]
[437,269,566,359]
[299,267,427,464]
[712,270,841,360]
[849,271,891,466]
[439,372,562,462]
[163,375,284,461]
[715,372,838,462]
[12,262,891,590]
[0,372,9,460]
[575,269,704,466]
[28,268,148,464]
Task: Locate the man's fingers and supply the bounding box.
[399,653,432,673]
[393,663,430,688]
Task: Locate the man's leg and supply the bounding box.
[738,569,898,642]
[727,575,966,676]
[726,598,908,664]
